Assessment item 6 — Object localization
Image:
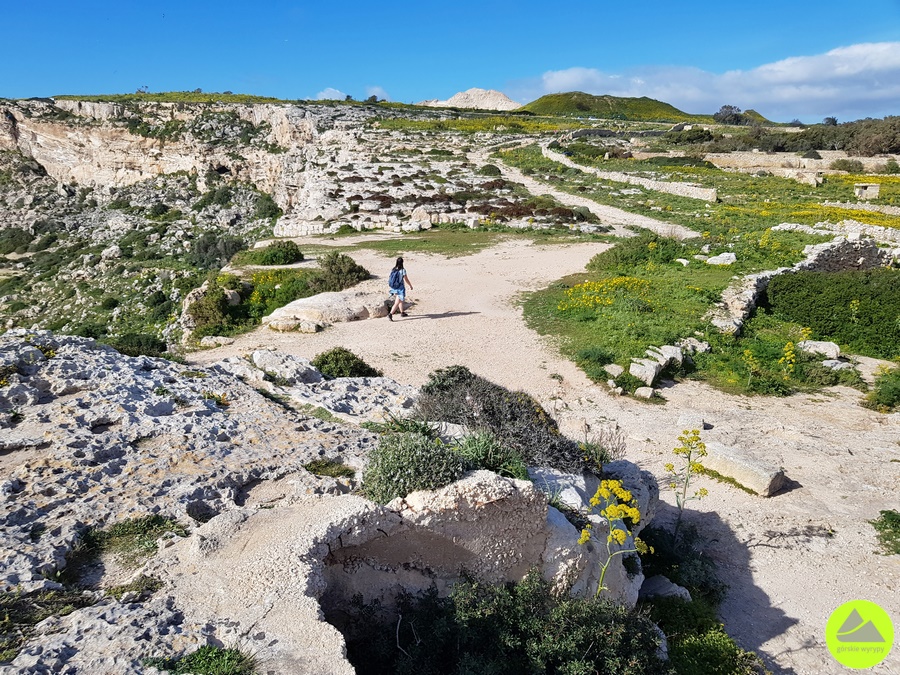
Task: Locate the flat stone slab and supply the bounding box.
[703,442,787,497]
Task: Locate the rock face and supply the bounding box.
[0,330,660,673]
[417,88,521,111]
[262,279,390,328]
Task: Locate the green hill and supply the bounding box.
[520,92,713,123]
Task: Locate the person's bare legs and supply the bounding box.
[390,294,403,317]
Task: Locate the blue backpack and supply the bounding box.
[389,268,404,290]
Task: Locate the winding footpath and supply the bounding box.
[470,147,698,240]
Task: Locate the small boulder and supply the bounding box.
[629,358,662,386]
[603,363,625,378]
[634,387,656,399]
[822,359,855,371]
[798,340,840,360]
[639,575,691,602]
[706,252,737,266]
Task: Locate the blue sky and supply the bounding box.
[4,0,900,122]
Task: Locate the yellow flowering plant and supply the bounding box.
[664,429,708,537]
[577,479,650,597]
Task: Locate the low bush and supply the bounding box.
[586,232,687,273]
[188,232,247,270]
[341,570,668,675]
[870,509,900,555]
[765,269,900,359]
[253,193,283,221]
[829,158,864,172]
[865,365,900,412]
[107,333,167,358]
[311,346,382,379]
[0,228,33,255]
[239,240,303,266]
[143,645,256,675]
[361,432,467,504]
[454,431,530,480]
[308,251,370,292]
[801,149,822,159]
[477,163,502,176]
[415,365,585,473]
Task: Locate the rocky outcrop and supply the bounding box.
[0,330,660,672]
[262,279,390,329]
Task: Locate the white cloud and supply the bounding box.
[365,85,390,101]
[507,42,900,121]
[315,87,347,101]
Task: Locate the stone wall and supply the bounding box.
[543,146,718,202]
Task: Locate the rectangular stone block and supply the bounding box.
[702,442,787,497]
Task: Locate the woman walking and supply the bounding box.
[387,256,413,321]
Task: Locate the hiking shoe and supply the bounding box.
[401,312,408,317]
[388,312,393,321]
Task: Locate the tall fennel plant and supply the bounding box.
[577,479,649,598]
[664,429,708,539]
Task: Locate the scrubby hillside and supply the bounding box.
[521,91,712,123]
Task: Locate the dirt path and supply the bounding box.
[189,238,900,675]
[471,148,698,240]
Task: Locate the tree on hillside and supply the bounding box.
[714,105,747,125]
[823,116,838,126]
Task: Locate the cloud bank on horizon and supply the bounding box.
[507,42,900,122]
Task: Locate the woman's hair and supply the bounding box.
[394,257,404,271]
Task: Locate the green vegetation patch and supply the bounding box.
[234,240,304,266]
[311,346,383,379]
[66,515,187,579]
[414,365,585,473]
[0,589,95,663]
[361,432,467,504]
[865,365,900,412]
[340,570,668,675]
[143,644,257,675]
[870,509,900,555]
[304,459,356,478]
[766,269,900,360]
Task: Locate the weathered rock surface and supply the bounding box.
[0,330,658,673]
[797,340,841,360]
[263,280,389,327]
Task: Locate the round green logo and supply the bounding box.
[826,600,894,669]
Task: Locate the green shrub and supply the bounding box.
[870,509,900,555]
[415,366,585,473]
[801,149,822,159]
[885,158,900,174]
[308,251,370,292]
[669,626,766,675]
[0,228,33,255]
[765,269,900,359]
[311,346,382,378]
[71,322,107,339]
[865,365,900,412]
[240,240,303,266]
[253,193,283,221]
[586,232,687,273]
[361,432,467,504]
[193,185,233,210]
[341,570,668,675]
[188,232,247,270]
[100,296,120,310]
[477,163,502,176]
[575,346,615,382]
[304,459,356,478]
[187,284,232,336]
[107,333,167,358]
[454,431,530,480]
[143,645,256,675]
[829,158,864,172]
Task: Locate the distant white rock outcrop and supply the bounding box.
[418,87,521,111]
